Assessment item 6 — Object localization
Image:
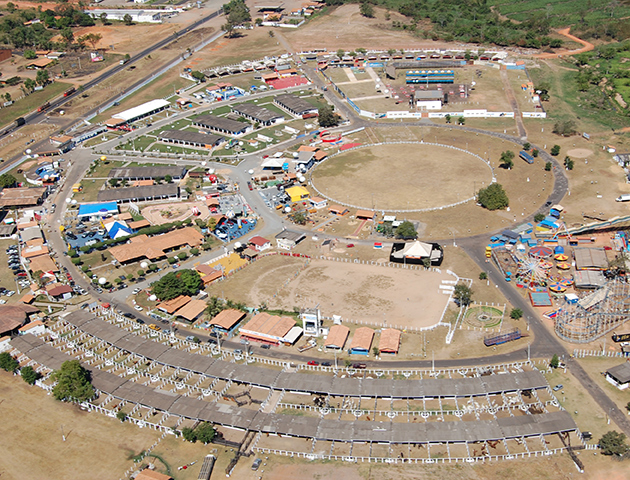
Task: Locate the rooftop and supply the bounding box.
[109,227,204,263]
[607,363,630,384]
[274,94,317,114]
[112,99,170,122]
[241,312,295,339]
[108,166,186,179]
[324,324,349,349]
[193,114,250,134]
[232,103,283,122]
[349,327,374,351]
[157,295,191,314]
[97,184,178,203]
[158,130,224,146]
[379,328,401,353]
[0,187,46,207]
[176,299,207,321]
[210,309,246,330]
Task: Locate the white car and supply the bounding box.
[132,288,141,295]
[134,305,143,311]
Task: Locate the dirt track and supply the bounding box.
[534,28,594,59]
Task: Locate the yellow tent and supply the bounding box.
[286,185,310,203]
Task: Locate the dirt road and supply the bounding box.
[535,28,594,59]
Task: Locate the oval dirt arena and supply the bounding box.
[312,143,494,210]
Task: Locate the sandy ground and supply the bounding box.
[566,148,594,158]
[72,24,178,54]
[141,201,209,225]
[254,259,452,329]
[283,4,449,52]
[312,143,493,211]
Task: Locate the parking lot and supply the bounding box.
[259,187,286,210]
[213,217,257,242]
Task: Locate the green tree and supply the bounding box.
[123,13,133,25]
[151,269,202,300]
[190,248,199,256]
[564,156,574,170]
[336,48,345,58]
[550,145,561,156]
[293,211,307,225]
[195,422,216,444]
[116,410,127,422]
[553,120,577,137]
[100,12,109,25]
[534,213,545,222]
[544,162,552,171]
[444,114,451,124]
[510,308,523,320]
[599,431,628,456]
[190,71,205,82]
[523,142,531,150]
[206,296,226,318]
[164,174,173,183]
[372,346,380,356]
[61,27,74,46]
[21,365,40,385]
[318,105,340,128]
[36,69,49,86]
[396,221,417,239]
[360,2,375,18]
[108,178,119,187]
[24,78,36,93]
[532,149,539,157]
[0,352,18,372]
[51,360,95,402]
[24,49,36,59]
[177,252,188,261]
[477,183,509,211]
[550,354,559,368]
[479,272,487,280]
[499,150,515,170]
[0,173,16,188]
[182,427,196,442]
[453,284,473,306]
[457,116,465,125]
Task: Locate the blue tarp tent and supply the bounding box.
[77,202,118,218]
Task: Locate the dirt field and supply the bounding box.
[209,255,452,329]
[282,4,450,52]
[0,371,160,480]
[312,143,493,210]
[142,201,210,225]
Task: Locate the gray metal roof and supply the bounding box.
[274,94,318,115]
[98,184,179,202]
[159,130,224,146]
[231,103,283,123]
[606,362,630,384]
[108,166,187,179]
[193,114,250,134]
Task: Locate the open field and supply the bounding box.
[0,371,160,480]
[0,81,71,130]
[312,143,493,211]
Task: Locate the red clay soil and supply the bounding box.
[535,28,594,59]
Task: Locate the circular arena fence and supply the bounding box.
[308,141,497,214]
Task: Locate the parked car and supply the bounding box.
[261,344,270,349]
[185,336,195,341]
[321,361,331,367]
[307,360,320,366]
[252,459,262,471]
[234,349,243,355]
[148,324,161,331]
[134,305,143,311]
[352,363,367,369]
[553,384,563,391]
[132,287,141,295]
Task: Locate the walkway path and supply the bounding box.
[500,69,527,139]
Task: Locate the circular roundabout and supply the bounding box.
[310,142,495,212]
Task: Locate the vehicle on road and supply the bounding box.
[132,287,141,295]
[307,360,320,366]
[352,363,367,369]
[261,344,270,349]
[321,361,331,366]
[134,305,143,311]
[148,324,161,331]
[234,349,243,355]
[186,336,195,341]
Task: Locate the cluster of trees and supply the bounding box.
[151,269,202,301]
[0,4,95,48]
[477,183,509,211]
[222,0,251,38]
[0,173,16,188]
[0,352,40,384]
[453,284,473,307]
[552,120,577,137]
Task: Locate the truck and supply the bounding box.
[37,102,50,113]
[15,117,25,127]
[72,183,83,193]
[63,87,76,97]
[616,194,630,202]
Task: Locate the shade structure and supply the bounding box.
[559,277,573,287]
[554,254,568,261]
[549,282,566,293]
[540,261,553,269]
[530,246,553,258]
[557,262,571,270]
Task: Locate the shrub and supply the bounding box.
[21,366,40,385]
[510,308,523,320]
[190,248,199,256]
[545,162,552,171]
[168,257,177,264]
[534,213,545,222]
[479,272,487,280]
[151,269,202,300]
[550,145,561,156]
[177,252,188,261]
[0,352,18,372]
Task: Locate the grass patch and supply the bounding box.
[0,82,71,129]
